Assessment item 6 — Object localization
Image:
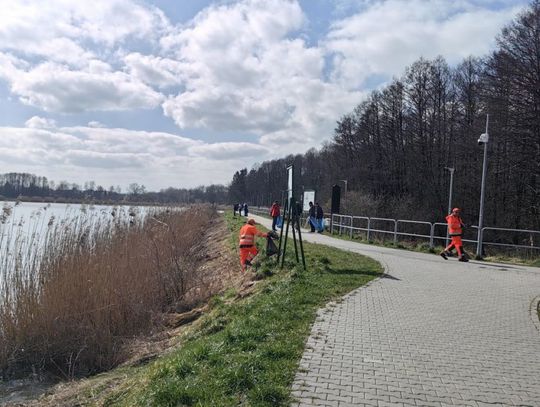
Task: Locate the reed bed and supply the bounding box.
[0,204,215,379]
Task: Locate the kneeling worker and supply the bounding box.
[239,218,268,271]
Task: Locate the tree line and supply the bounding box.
[228,1,540,231]
[0,172,227,205]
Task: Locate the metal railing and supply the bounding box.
[247,207,540,252]
[332,213,539,251]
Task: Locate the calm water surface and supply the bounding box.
[0,200,158,245]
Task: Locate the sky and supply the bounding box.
[0,0,528,191]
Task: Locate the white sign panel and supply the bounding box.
[303,190,315,212]
[287,165,293,201]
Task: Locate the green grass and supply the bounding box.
[105,213,382,406]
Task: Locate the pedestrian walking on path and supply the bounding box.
[308,201,316,232]
[315,202,324,233]
[269,200,281,231]
[440,207,468,262]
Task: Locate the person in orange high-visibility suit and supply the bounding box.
[239,219,268,271]
[440,208,468,262]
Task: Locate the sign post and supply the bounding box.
[330,185,341,233]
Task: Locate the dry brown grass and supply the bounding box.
[0,205,215,380]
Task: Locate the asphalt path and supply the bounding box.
[250,215,540,407]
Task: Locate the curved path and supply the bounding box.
[251,215,540,407]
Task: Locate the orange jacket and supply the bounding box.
[239,224,267,246]
[446,214,464,236]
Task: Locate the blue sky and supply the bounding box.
[0,0,528,190]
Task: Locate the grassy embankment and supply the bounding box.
[0,205,216,380]
[83,212,382,406]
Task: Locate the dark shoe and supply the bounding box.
[439,251,448,260]
[244,260,252,266]
[458,257,469,262]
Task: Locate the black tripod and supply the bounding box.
[277,197,306,270]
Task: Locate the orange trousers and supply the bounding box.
[445,236,463,256]
[240,246,258,271]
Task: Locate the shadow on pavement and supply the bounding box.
[381,273,401,281]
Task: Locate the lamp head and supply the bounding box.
[478,132,489,145]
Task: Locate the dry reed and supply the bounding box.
[0,204,215,379]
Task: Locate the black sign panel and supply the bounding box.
[331,185,341,214]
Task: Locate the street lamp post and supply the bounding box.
[339,179,348,197]
[476,114,490,259]
[444,166,455,246]
[444,167,455,215]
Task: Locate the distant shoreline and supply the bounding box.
[0,197,186,207]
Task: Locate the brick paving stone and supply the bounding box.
[251,216,540,407]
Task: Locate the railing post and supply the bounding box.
[350,216,353,238]
[394,220,398,244]
[331,215,335,234]
[367,218,371,241]
[429,223,435,248]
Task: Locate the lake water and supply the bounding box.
[0,201,146,233]
[0,201,170,286]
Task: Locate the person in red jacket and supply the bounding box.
[269,201,281,231]
[440,208,468,262]
[239,219,268,271]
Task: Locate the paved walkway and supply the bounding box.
[252,215,540,407]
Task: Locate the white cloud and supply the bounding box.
[324,0,525,89]
[87,121,105,128]
[0,0,169,61]
[61,126,201,156]
[156,0,367,153]
[0,52,26,80]
[160,0,311,133]
[25,116,57,129]
[189,142,269,160]
[0,0,169,112]
[0,124,256,188]
[123,53,185,89]
[65,150,151,169]
[5,61,164,112]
